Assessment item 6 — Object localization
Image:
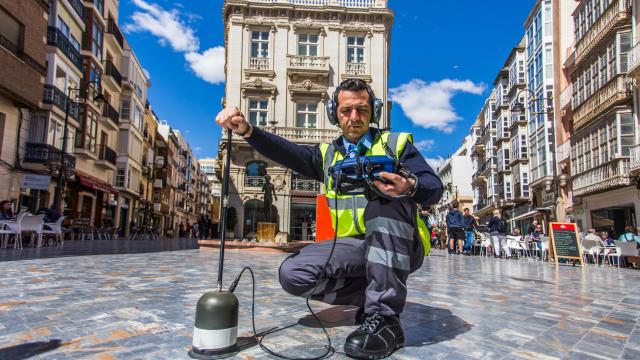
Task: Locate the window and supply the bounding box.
[79,110,98,152]
[95,0,104,16]
[92,22,103,62]
[347,36,365,63]
[116,166,126,187]
[120,100,130,120]
[0,7,21,55]
[248,99,268,126]
[298,34,318,56]
[134,105,143,130]
[620,113,635,156]
[88,61,102,99]
[296,103,317,128]
[48,119,64,150]
[246,160,267,177]
[619,32,631,73]
[251,31,269,58]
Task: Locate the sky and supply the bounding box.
[118,0,537,168]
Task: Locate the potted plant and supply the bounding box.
[225,207,237,239]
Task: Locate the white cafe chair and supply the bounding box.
[42,216,67,246]
[608,241,639,269]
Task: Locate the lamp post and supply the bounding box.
[51,81,106,215]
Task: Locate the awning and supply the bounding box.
[76,172,118,194]
[509,210,539,223]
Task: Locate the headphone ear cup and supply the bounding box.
[327,98,338,126]
[371,98,383,125]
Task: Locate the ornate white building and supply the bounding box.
[219,0,393,240]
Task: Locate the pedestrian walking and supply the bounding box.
[488,209,509,258]
[446,200,465,255]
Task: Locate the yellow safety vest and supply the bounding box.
[320,132,431,256]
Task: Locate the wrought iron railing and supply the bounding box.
[42,85,81,122]
[245,176,266,188]
[104,60,122,87]
[24,142,76,169]
[47,27,82,70]
[0,33,20,57]
[106,19,124,49]
[292,179,321,191]
[102,102,120,125]
[97,144,117,165]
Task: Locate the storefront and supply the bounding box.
[572,186,640,238]
[72,172,119,226]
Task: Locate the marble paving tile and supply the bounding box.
[0,245,639,359]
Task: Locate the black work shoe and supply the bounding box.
[354,308,367,325]
[344,312,404,359]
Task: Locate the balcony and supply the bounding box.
[245,176,265,188]
[508,115,527,132]
[106,19,124,49]
[239,0,387,7]
[96,144,117,169]
[46,27,82,71]
[24,143,76,169]
[572,158,631,196]
[509,152,528,166]
[42,85,81,122]
[573,75,632,130]
[291,178,321,195]
[556,140,571,164]
[471,140,485,156]
[287,55,330,79]
[560,84,573,110]
[103,60,122,88]
[575,0,632,65]
[513,184,530,203]
[343,62,368,81]
[102,102,120,128]
[630,144,640,174]
[249,57,269,70]
[244,127,343,144]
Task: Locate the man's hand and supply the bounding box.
[215,107,253,138]
[373,172,416,197]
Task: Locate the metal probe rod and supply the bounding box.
[217,129,233,290]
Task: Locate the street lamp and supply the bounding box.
[51,81,105,215]
[510,88,553,118]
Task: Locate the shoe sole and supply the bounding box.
[343,339,404,359]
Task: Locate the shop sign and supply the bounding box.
[21,174,51,190]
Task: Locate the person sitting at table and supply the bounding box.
[0,200,14,220]
[600,231,614,246]
[530,224,543,256]
[618,226,640,246]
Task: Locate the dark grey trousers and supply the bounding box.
[278,197,424,316]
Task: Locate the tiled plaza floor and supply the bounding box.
[1,242,640,359]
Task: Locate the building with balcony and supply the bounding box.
[435,136,475,226]
[199,158,222,226]
[568,0,637,236]
[114,44,150,236]
[471,93,500,223]
[219,0,393,239]
[525,0,558,214]
[0,0,49,206]
[139,102,159,230]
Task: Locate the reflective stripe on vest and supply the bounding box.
[320,132,410,238]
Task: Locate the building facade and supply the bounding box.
[569,0,636,235]
[220,0,393,240]
[435,136,475,226]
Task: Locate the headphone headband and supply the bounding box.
[326,79,383,126]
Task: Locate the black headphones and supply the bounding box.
[326,79,383,126]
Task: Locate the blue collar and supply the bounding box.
[343,131,373,157]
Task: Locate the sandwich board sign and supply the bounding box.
[549,222,584,267]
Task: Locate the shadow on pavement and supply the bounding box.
[0,339,63,359]
[0,239,199,262]
[297,302,472,347]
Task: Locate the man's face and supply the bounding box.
[336,89,371,143]
[464,209,469,216]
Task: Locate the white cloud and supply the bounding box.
[390,79,486,133]
[425,156,446,170]
[124,0,199,52]
[185,47,226,84]
[414,139,435,153]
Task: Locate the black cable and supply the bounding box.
[230,149,357,360]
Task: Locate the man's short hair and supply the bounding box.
[451,200,459,209]
[335,78,374,101]
[463,208,469,212]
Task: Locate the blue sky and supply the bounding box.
[119,0,536,167]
